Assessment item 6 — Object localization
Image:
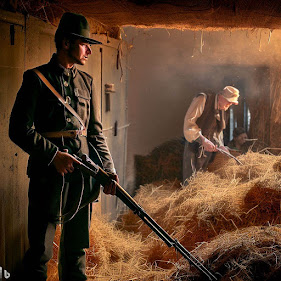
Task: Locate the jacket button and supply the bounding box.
[66,117,71,123]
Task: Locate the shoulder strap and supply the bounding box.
[33,68,85,130]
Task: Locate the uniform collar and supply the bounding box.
[49,54,78,78]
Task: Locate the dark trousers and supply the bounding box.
[182,140,214,183]
[23,173,91,281]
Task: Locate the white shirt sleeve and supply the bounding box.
[214,130,225,147]
[183,94,206,143]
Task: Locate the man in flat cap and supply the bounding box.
[182,86,239,182]
[9,12,118,281]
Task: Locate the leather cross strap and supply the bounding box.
[33,68,86,130]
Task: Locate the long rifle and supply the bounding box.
[217,147,243,165]
[73,154,218,281]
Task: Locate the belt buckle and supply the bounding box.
[79,129,87,137]
[69,130,79,139]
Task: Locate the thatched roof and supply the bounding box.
[2,1,281,38]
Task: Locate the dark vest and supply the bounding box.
[196,93,226,142]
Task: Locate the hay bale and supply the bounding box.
[118,152,281,267]
[171,226,281,281]
[135,138,184,187]
[48,152,281,279]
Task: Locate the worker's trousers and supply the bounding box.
[182,140,215,183]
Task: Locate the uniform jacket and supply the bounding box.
[9,54,115,221]
[9,54,115,175]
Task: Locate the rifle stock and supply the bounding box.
[74,154,218,281]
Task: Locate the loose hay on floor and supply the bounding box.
[118,152,281,267]
[47,215,173,281]
[47,152,281,280]
[171,226,281,281]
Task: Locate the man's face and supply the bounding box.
[218,95,235,111]
[68,38,92,65]
[235,133,248,146]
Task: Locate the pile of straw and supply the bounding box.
[47,215,172,281]
[119,152,281,268]
[134,138,184,186]
[172,225,281,280]
[47,152,281,280]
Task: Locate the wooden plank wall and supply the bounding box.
[76,35,129,219]
[91,36,128,220]
[0,10,57,276]
[0,9,128,277]
[0,11,30,274]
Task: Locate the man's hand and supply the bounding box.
[218,145,229,153]
[52,149,81,176]
[103,173,119,195]
[200,135,217,152]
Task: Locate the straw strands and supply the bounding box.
[47,215,173,281]
[47,151,281,280]
[118,152,281,274]
[172,225,281,280]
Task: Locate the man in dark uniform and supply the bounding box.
[182,86,239,182]
[9,13,118,281]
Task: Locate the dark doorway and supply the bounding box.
[217,65,270,145]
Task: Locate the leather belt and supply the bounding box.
[41,129,87,139]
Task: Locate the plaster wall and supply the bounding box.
[124,27,281,191]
